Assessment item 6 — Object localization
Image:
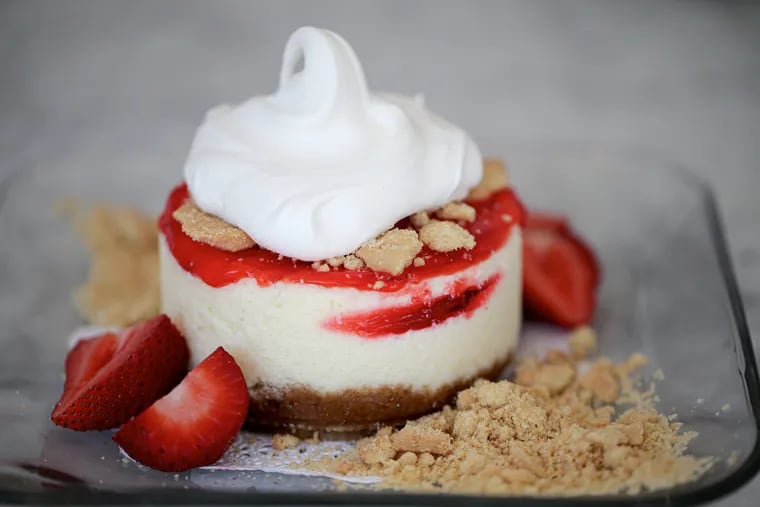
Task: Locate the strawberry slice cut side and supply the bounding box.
[523,211,600,328]
[113,347,249,472]
[51,315,189,431]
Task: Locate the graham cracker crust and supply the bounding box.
[246,352,513,432]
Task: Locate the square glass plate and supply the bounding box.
[0,146,758,506]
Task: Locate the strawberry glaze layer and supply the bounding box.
[159,184,524,292]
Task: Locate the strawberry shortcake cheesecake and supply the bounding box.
[158,27,525,431]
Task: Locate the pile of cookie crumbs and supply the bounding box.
[309,342,711,495]
[60,201,160,326]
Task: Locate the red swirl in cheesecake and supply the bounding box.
[159,184,524,292]
[323,273,502,338]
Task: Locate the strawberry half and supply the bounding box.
[113,347,249,472]
[523,211,600,328]
[51,314,189,431]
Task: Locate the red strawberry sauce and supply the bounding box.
[159,184,523,337]
[159,184,524,292]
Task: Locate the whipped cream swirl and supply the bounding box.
[184,27,482,261]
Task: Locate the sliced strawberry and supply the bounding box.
[526,212,600,288]
[524,211,568,233]
[113,347,249,472]
[57,332,119,409]
[51,315,189,431]
[523,211,600,328]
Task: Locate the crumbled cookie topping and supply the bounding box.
[311,254,367,271]
[467,158,509,201]
[64,203,160,326]
[326,256,345,267]
[311,261,331,273]
[164,159,512,276]
[172,200,255,252]
[436,202,476,223]
[323,351,710,495]
[410,211,431,229]
[356,228,423,276]
[343,254,366,271]
[418,220,476,252]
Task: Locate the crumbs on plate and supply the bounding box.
[313,346,711,495]
[59,201,160,326]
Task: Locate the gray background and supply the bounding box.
[0,0,758,504]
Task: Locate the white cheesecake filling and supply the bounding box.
[159,228,521,393]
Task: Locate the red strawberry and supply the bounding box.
[525,211,568,233]
[523,211,600,328]
[51,315,189,431]
[113,347,249,472]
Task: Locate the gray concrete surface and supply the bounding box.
[1,0,759,504]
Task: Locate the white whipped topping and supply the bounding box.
[184,26,482,261]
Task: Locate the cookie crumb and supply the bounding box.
[390,425,453,456]
[568,325,598,359]
[311,261,331,272]
[516,360,575,395]
[356,228,423,276]
[396,451,418,467]
[172,200,255,252]
[413,257,426,267]
[418,220,476,252]
[580,359,620,403]
[357,433,395,464]
[410,211,431,229]
[467,158,509,201]
[343,254,366,271]
[436,202,476,223]
[372,280,386,290]
[621,353,649,374]
[272,433,300,451]
[326,256,345,267]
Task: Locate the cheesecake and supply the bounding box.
[158,27,525,431]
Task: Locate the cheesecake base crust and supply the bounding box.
[246,353,513,433]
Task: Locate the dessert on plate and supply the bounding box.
[158,26,525,431]
[50,25,603,474]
